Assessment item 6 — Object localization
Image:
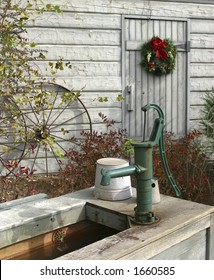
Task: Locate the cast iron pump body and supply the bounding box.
[100,103,181,225]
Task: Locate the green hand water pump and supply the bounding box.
[100,103,181,225]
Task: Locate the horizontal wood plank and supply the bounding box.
[87,107,121,123]
[189,91,207,105]
[123,220,208,260]
[79,92,123,108]
[69,0,214,18]
[35,45,121,61]
[191,50,214,63]
[190,64,214,77]
[189,105,203,119]
[17,0,214,17]
[150,230,206,260]
[190,78,214,92]
[32,61,121,77]
[27,28,120,46]
[30,12,121,29]
[52,77,122,91]
[191,19,214,34]
[153,0,214,3]
[191,34,214,49]
[189,119,203,130]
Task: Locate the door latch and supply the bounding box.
[127,84,134,111]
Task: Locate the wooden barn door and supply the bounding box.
[122,16,190,139]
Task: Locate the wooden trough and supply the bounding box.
[0,188,213,260]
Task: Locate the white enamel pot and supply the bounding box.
[94,157,132,201]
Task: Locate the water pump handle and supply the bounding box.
[142,103,164,145]
[142,103,181,197]
[159,132,181,196]
[142,103,164,119]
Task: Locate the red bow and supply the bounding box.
[150,37,168,60]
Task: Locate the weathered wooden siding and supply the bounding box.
[27,0,214,133]
[189,18,214,130]
[27,10,123,133]
[3,0,213,174]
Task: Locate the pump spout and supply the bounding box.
[100,165,146,186]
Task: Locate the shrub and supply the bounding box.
[200,90,214,154]
[0,112,131,202]
[201,90,214,139]
[59,113,131,191]
[153,130,214,204]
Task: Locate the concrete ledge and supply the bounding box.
[0,195,86,249]
[0,193,49,211]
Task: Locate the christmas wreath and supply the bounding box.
[140,36,177,76]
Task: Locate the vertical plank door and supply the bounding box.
[122,17,190,139]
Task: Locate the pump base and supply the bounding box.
[131,209,160,225]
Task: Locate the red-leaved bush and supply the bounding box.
[153,130,213,203]
[59,113,131,191]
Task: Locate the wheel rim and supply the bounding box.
[0,97,27,176]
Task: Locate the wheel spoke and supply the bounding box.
[47,102,69,128]
[52,139,68,154]
[45,145,48,176]
[48,132,78,145]
[18,110,38,127]
[27,97,40,124]
[51,111,87,130]
[0,157,19,176]
[44,85,59,127]
[49,143,64,171]
[0,142,25,155]
[28,143,40,173]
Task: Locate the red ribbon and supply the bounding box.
[150,37,168,60]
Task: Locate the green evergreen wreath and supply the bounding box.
[140,36,177,76]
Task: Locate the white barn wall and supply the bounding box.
[27,8,123,133]
[24,0,214,136]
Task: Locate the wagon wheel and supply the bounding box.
[0,83,92,176]
[0,97,27,176]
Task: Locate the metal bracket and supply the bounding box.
[176,41,191,52]
[186,41,191,52]
[85,202,131,231]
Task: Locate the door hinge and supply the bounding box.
[176,41,191,52]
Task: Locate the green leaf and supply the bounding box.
[98,97,109,102]
[116,94,125,102]
[2,146,8,153]
[46,4,52,10]
[30,42,37,48]
[38,52,46,60]
[147,52,152,62]
[54,5,61,13]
